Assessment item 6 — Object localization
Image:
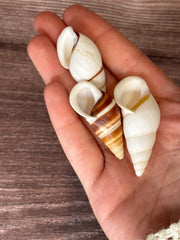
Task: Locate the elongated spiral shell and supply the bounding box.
[70,81,124,159]
[57,26,106,91]
[91,92,124,160]
[114,76,160,176]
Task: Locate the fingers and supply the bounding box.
[28,11,75,90]
[44,81,104,193]
[29,7,178,99]
[27,35,74,91]
[34,11,65,44]
[63,5,177,98]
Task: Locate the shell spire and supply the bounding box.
[114,76,160,176]
[90,92,124,160]
[70,81,124,159]
[57,26,106,91]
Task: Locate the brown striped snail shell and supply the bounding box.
[57,26,106,91]
[70,81,124,159]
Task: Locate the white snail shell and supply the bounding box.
[114,76,160,176]
[57,26,106,91]
[70,81,124,159]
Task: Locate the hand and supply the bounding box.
[27,5,180,240]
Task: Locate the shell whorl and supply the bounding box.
[69,81,124,160]
[57,26,106,91]
[124,94,160,176]
[90,92,124,160]
[114,76,160,176]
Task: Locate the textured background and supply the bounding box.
[0,0,180,239]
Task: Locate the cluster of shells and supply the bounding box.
[57,26,160,177]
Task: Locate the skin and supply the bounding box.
[27,5,180,240]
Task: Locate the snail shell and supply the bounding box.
[114,76,160,176]
[57,26,106,91]
[70,81,124,159]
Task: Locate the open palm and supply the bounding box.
[28,5,180,240]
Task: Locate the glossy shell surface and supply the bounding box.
[114,76,160,176]
[70,81,124,159]
[57,26,106,91]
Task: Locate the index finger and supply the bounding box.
[63,5,177,98]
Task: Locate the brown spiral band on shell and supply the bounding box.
[87,66,105,91]
[90,92,124,159]
[91,91,112,117]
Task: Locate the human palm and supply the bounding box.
[28,5,180,240]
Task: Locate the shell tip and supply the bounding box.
[135,169,144,177]
[115,153,124,160]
